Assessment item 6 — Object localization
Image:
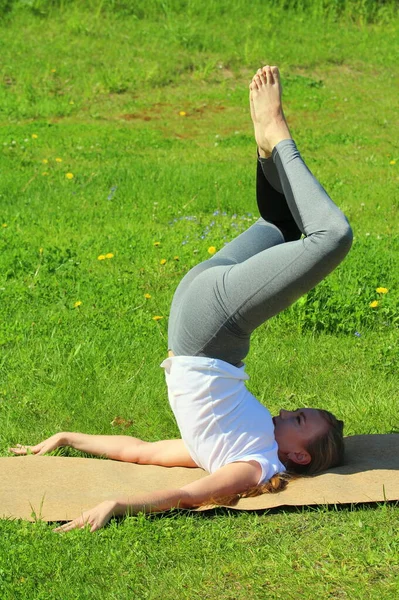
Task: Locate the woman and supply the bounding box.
[9,66,353,532]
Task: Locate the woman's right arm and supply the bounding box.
[8,432,143,461]
[9,435,197,466]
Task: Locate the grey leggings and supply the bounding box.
[168,139,353,366]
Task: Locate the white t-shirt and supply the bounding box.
[161,355,286,486]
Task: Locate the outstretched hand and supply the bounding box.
[8,433,65,456]
[53,500,116,533]
[9,433,117,533]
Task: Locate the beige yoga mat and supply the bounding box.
[1,434,399,522]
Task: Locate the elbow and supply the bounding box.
[177,490,202,509]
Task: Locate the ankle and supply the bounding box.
[268,133,292,152]
[258,147,272,159]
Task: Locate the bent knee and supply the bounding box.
[329,219,353,257]
[310,218,353,261]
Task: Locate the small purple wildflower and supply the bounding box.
[107,185,117,200]
[354,332,361,337]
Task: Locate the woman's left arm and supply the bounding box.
[53,460,261,533]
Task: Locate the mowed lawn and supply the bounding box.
[0,2,398,599]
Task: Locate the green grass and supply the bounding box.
[0,1,399,598]
[1,507,399,599]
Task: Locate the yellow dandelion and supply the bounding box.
[105,253,114,259]
[32,134,38,139]
[144,293,151,299]
[376,287,388,294]
[42,159,48,164]
[174,256,179,261]
[66,172,74,179]
[98,254,106,260]
[208,246,216,255]
[179,111,187,116]
[154,241,161,246]
[55,157,63,163]
[389,160,396,165]
[152,315,163,321]
[74,301,82,308]
[160,258,167,265]
[2,223,7,228]
[369,300,379,308]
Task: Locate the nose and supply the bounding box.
[279,409,294,420]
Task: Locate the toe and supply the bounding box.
[255,74,263,88]
[252,70,261,86]
[271,66,279,82]
[264,65,273,84]
[259,69,267,85]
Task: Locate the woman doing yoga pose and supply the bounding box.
[9,66,353,532]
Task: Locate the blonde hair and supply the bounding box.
[200,409,344,508]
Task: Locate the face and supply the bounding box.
[273,408,329,467]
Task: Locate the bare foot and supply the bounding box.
[249,65,292,158]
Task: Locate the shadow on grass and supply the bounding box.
[146,499,399,523]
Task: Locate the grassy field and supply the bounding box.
[0,1,398,598]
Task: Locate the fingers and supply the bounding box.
[8,443,43,455]
[9,444,31,455]
[53,503,113,534]
[53,517,97,534]
[8,440,59,456]
[53,517,87,533]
